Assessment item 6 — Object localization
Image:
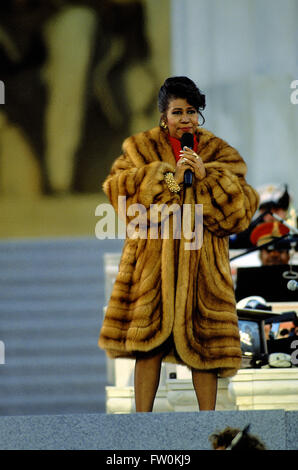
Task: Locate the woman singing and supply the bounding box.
[98,76,259,412]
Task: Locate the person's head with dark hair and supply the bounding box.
[209,426,267,451]
[158,76,206,116]
[158,76,206,140]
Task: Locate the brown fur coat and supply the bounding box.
[98,126,259,377]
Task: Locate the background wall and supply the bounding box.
[171,0,298,207]
[0,0,171,238]
[2,0,297,239]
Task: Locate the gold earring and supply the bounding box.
[160,118,168,130]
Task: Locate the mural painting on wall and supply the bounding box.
[0,0,159,197]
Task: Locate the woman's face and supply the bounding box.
[165,98,198,140]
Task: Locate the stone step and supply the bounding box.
[0,237,123,416]
[0,410,296,450]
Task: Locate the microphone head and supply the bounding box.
[287,279,297,291]
[181,132,194,149]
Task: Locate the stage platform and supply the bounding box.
[0,410,297,450]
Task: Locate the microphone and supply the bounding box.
[180,133,194,187]
[287,279,298,291]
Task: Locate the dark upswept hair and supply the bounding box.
[158,76,206,124]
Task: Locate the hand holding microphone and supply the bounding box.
[181,132,194,187]
[175,133,206,186]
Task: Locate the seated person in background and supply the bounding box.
[230,183,294,249]
[235,220,297,301]
[250,221,290,266]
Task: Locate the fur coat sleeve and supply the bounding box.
[98,126,259,378]
[193,128,259,237]
[103,135,180,218]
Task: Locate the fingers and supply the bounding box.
[179,146,206,181]
[181,159,196,171]
[177,154,193,168]
[179,146,201,164]
[178,159,197,174]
